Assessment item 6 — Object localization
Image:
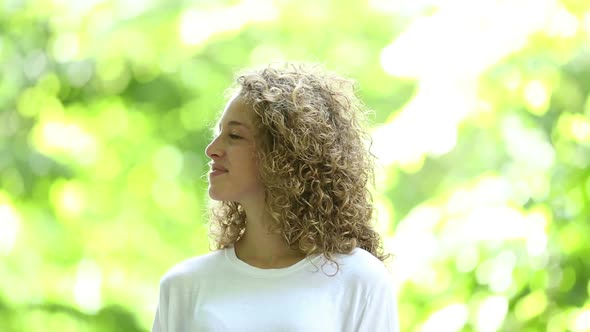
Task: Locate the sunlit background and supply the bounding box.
[1,0,590,331]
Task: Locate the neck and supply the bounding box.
[235,199,305,268]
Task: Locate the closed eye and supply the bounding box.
[229,134,242,139]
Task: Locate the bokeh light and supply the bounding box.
[1,0,589,331]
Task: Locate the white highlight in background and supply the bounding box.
[476,296,509,332]
[179,0,278,45]
[74,259,103,313]
[420,303,469,332]
[0,202,20,255]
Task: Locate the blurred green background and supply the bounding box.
[1,0,590,331]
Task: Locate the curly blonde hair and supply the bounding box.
[209,62,388,262]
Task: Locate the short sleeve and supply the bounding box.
[151,278,169,332]
[354,275,400,332]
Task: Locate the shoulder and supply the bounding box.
[339,248,389,273]
[159,249,227,290]
[336,248,393,288]
[337,249,399,331]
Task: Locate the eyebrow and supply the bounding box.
[228,120,250,128]
[218,120,251,131]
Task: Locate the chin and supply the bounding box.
[208,188,222,201]
[208,188,233,202]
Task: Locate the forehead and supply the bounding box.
[214,95,254,131]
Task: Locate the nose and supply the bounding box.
[205,135,224,159]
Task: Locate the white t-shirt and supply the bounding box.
[152,247,399,332]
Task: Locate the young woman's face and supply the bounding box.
[205,95,265,204]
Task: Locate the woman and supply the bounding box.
[152,62,399,332]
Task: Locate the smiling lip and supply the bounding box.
[210,169,227,177]
[209,164,228,177]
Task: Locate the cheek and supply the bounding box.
[242,147,259,170]
[244,154,263,186]
[246,159,260,178]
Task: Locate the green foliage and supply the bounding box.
[1,0,590,331]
